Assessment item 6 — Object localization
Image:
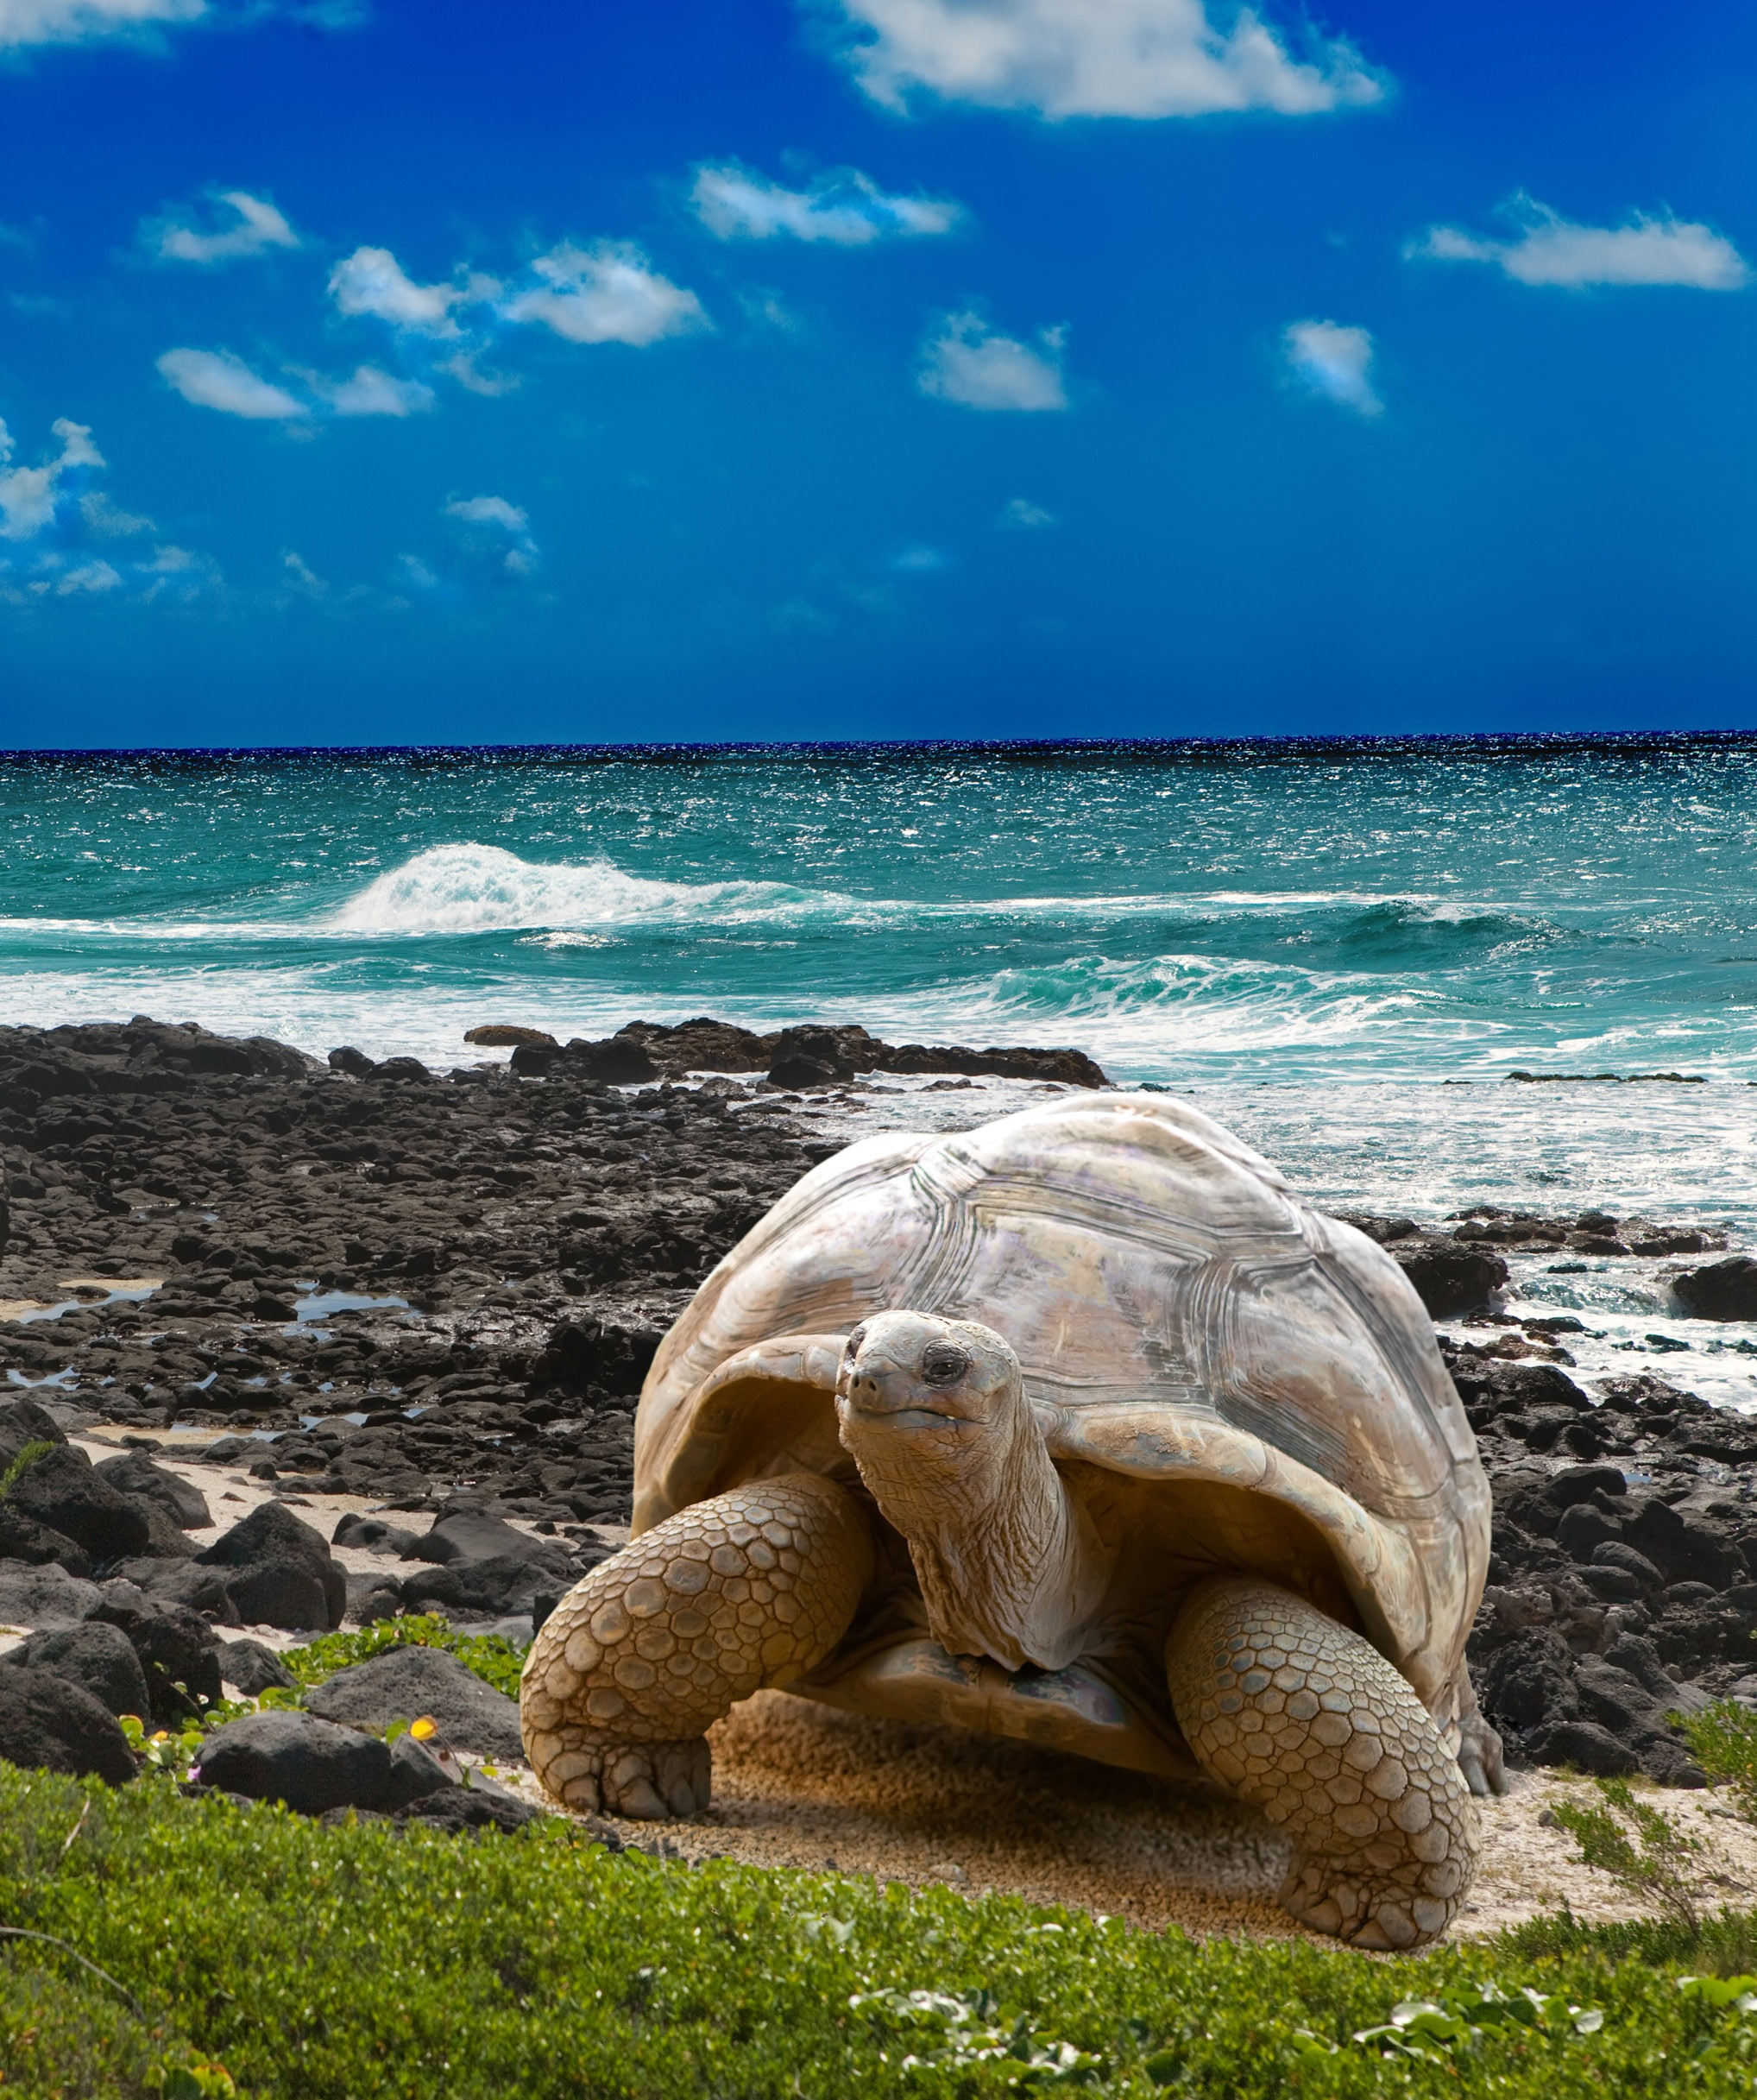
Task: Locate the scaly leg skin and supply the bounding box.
[520,1472,872,1819]
[1453,1674,1508,1798]
[1165,1575,1477,1951]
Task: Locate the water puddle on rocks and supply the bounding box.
[3,1280,162,1325]
[285,1290,412,1335]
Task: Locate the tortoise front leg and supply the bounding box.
[1164,1576,1477,1951]
[520,1473,872,1819]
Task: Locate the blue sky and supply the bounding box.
[1,0,1754,746]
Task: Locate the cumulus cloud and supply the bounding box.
[0,408,219,604]
[501,242,708,346]
[145,188,299,265]
[690,161,960,243]
[307,364,434,417]
[1406,194,1749,291]
[821,0,1385,119]
[917,311,1067,410]
[156,346,308,419]
[0,414,101,539]
[442,493,538,576]
[328,246,479,336]
[999,495,1055,527]
[1282,318,1380,416]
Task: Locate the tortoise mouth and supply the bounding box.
[841,1397,971,1431]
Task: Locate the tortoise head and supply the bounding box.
[834,1310,1033,1530]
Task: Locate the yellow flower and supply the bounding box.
[409,1717,438,1741]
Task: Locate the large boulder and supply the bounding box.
[1675,1256,1757,1321]
[196,1711,393,1815]
[91,1451,211,1529]
[217,1638,297,1697]
[511,1034,660,1084]
[103,1559,240,1623]
[4,1446,153,1565]
[2,1622,151,1719]
[0,1664,135,1785]
[305,1644,524,1761]
[399,1555,557,1621]
[332,1513,418,1557]
[1388,1238,1509,1318]
[0,1504,93,1577]
[90,1599,224,1726]
[344,1568,406,1626]
[0,1396,68,1466]
[0,1563,102,1630]
[195,1503,346,1630]
[399,1508,572,1576]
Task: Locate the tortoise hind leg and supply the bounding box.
[520,1473,872,1819]
[1164,1575,1477,1951]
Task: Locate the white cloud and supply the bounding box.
[0,415,102,539]
[999,495,1055,527]
[80,489,154,534]
[0,0,360,52]
[444,494,526,532]
[1406,194,1749,291]
[309,364,435,417]
[0,410,221,603]
[1282,318,1380,416]
[917,311,1066,410]
[328,247,482,337]
[156,346,308,419]
[146,188,299,265]
[0,0,201,51]
[440,350,518,395]
[281,550,326,595]
[822,0,1385,119]
[501,243,708,346]
[54,557,122,593]
[398,552,440,593]
[135,541,219,600]
[690,161,960,243]
[442,492,538,576]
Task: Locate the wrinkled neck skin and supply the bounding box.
[841,1391,1110,1675]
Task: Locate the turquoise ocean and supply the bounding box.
[3,735,1756,1240]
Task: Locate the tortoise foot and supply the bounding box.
[532,1733,711,1819]
[1166,1575,1477,1951]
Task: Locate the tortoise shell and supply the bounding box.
[633,1092,1490,1750]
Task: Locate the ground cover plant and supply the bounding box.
[277,1612,529,1701]
[5,1762,1757,2099]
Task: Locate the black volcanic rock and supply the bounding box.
[195,1504,346,1631]
[0,1665,135,1785]
[1675,1256,1757,1321]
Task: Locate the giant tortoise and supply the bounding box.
[522,1091,1505,1948]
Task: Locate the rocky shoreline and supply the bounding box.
[2,1016,1755,1798]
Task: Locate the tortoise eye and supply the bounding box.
[844,1324,867,1359]
[920,1345,968,1387]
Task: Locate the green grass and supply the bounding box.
[277,1612,529,1700]
[4,1767,1757,2097]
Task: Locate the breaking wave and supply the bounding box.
[328,842,857,936]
